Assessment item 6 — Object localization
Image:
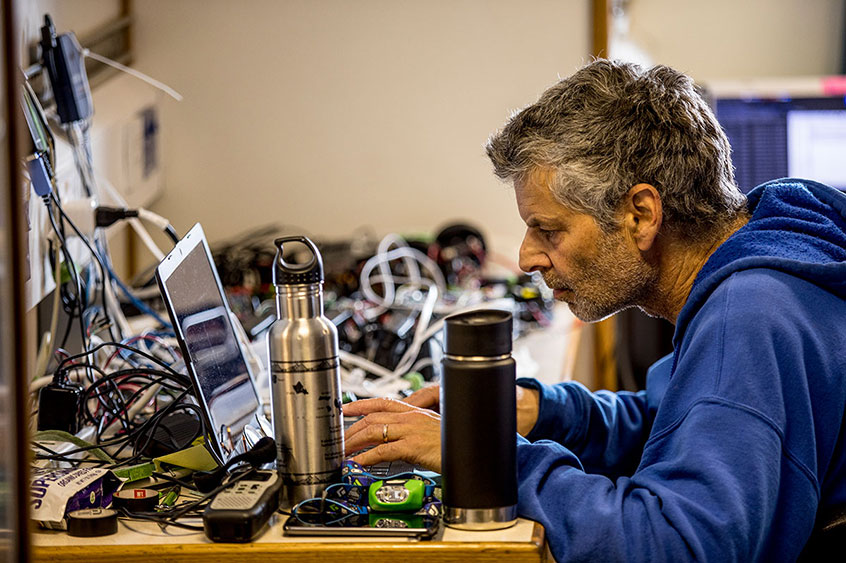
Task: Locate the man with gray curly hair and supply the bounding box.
[345,59,846,561]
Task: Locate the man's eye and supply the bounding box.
[538,228,557,241]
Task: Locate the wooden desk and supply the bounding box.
[32,516,547,562]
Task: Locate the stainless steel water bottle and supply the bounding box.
[441,309,518,530]
[267,236,344,506]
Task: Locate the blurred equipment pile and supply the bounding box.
[211,222,554,399]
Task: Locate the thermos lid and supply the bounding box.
[272,236,324,286]
[444,309,512,357]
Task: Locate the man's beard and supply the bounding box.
[541,230,659,322]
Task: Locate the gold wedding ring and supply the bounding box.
[382,424,389,444]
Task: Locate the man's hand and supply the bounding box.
[404,385,440,411]
[400,383,541,437]
[343,385,540,472]
[516,385,540,437]
[344,397,442,472]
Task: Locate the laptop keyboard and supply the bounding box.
[366,459,417,477]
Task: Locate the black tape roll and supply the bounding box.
[112,488,159,512]
[66,508,118,537]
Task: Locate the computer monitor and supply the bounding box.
[707,77,846,193]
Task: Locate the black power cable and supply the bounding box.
[55,341,183,382]
[49,192,120,342]
[44,197,92,378]
[35,341,197,463]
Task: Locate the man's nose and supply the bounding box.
[518,231,551,273]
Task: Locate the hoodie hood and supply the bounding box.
[675,178,846,347]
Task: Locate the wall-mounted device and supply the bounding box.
[39,14,93,124]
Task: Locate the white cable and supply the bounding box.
[341,275,439,383]
[137,208,171,231]
[360,234,446,308]
[68,121,98,198]
[33,332,52,382]
[88,335,110,380]
[367,275,440,309]
[340,364,412,399]
[65,121,134,340]
[102,260,133,336]
[362,377,412,398]
[340,367,373,398]
[89,226,132,338]
[343,312,507,396]
[29,375,54,394]
[361,257,395,310]
[338,350,395,379]
[96,173,165,261]
[359,246,446,319]
[393,282,438,376]
[340,235,516,397]
[83,49,184,102]
[414,298,516,352]
[128,219,166,262]
[378,298,513,387]
[378,233,422,284]
[408,357,435,374]
[339,354,419,397]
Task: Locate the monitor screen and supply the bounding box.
[710,81,846,193]
[156,224,260,462]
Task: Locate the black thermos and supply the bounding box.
[441,309,518,530]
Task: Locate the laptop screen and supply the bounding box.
[156,223,260,463]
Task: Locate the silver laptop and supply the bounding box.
[156,223,264,465]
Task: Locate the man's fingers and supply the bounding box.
[344,423,382,456]
[344,413,429,451]
[343,397,415,417]
[344,411,396,439]
[344,415,403,455]
[404,385,440,409]
[350,440,406,468]
[341,400,443,471]
[348,422,417,462]
[344,413,442,473]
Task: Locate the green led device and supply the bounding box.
[368,478,425,512]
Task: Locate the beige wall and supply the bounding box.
[131,0,591,264]
[625,0,844,81]
[131,0,844,267]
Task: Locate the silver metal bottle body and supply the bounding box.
[268,283,344,506]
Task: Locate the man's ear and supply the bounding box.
[623,183,662,251]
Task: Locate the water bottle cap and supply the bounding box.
[272,236,324,286]
[443,309,512,357]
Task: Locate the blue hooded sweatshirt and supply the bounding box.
[515,179,846,562]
